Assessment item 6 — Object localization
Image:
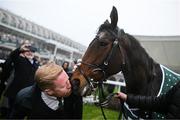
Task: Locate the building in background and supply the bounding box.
[0,8,86,66]
[136,36,180,73]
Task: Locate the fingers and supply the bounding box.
[20,43,31,52]
[115,92,127,101]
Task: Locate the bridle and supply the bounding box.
[76,29,126,91]
[76,29,126,120]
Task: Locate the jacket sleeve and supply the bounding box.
[126,82,180,113]
[9,86,32,119]
[9,47,21,63]
[9,100,31,119]
[126,94,168,112]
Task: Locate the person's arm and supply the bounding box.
[128,82,180,112]
[9,86,33,119]
[10,43,32,62]
[117,82,180,113]
[9,101,31,119]
[116,92,168,113]
[126,94,168,112]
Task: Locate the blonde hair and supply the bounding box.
[35,62,63,90]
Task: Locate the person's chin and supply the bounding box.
[26,56,33,60]
[65,90,72,97]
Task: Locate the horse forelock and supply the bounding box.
[98,22,119,35]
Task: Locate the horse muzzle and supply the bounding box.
[70,79,80,95]
[71,78,95,96]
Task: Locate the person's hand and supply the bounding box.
[115,92,127,102]
[20,43,31,52]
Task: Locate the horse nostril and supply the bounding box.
[70,79,80,95]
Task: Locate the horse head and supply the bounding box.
[71,6,127,96]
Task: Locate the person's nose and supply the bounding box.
[67,80,71,89]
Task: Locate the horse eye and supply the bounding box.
[99,41,108,46]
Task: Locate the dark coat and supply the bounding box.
[127,81,180,119]
[9,84,83,119]
[3,48,39,99]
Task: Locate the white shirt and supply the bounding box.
[41,92,59,110]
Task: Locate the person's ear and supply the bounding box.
[44,89,54,96]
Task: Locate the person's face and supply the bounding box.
[49,70,72,97]
[63,63,68,69]
[23,50,35,60]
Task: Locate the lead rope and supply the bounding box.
[98,82,124,120]
[98,82,107,120]
[98,85,125,120]
[119,99,124,120]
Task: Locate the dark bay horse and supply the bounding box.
[71,6,180,119]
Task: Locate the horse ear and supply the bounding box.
[110,6,118,29]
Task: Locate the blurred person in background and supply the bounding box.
[62,61,70,73]
[0,40,40,118]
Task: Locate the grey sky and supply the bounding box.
[0,0,180,46]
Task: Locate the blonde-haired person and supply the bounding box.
[9,62,82,119]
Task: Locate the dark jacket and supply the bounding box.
[9,84,83,119]
[3,48,39,99]
[127,81,180,119]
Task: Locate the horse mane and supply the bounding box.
[124,33,162,95]
[125,33,154,69]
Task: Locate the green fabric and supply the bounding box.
[153,65,180,119]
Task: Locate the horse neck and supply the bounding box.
[122,45,162,96]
